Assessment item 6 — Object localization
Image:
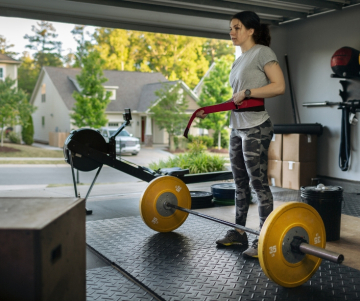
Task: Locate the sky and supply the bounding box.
[0,16,240,60]
[0,16,97,59]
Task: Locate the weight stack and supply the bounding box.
[300,186,343,241]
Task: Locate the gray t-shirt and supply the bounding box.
[229,44,278,129]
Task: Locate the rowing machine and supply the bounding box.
[63,108,233,214]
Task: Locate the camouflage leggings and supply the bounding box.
[229,118,274,230]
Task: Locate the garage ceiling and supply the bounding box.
[1,0,360,39]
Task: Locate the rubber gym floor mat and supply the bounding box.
[272,190,301,203]
[342,193,360,218]
[272,191,360,218]
[86,216,360,301]
[87,266,156,300]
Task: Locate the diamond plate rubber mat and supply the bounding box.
[86,216,360,301]
[342,193,360,218]
[87,266,156,300]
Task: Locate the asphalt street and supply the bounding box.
[0,144,173,186]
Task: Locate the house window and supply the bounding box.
[108,122,119,127]
[106,89,116,100]
[0,67,4,81]
[41,83,46,102]
[42,116,45,127]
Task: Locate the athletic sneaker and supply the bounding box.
[242,239,258,258]
[216,229,248,247]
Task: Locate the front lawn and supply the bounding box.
[0,143,64,158]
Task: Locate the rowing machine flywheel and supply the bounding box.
[63,129,108,172]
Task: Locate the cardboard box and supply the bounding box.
[282,134,317,162]
[268,160,282,187]
[0,198,85,301]
[282,161,317,190]
[268,134,282,160]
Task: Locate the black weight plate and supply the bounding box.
[190,191,213,209]
[64,129,107,172]
[211,183,236,199]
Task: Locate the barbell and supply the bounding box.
[139,176,345,288]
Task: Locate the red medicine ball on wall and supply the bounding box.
[331,47,360,78]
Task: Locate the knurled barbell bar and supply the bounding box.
[139,176,344,288]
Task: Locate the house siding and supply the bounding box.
[32,71,71,142]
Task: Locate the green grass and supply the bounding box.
[0,143,63,158]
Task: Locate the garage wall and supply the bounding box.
[267,5,360,182]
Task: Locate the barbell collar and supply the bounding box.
[164,202,260,236]
[299,242,344,264]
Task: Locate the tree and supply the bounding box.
[202,39,234,65]
[71,25,92,67]
[24,21,63,70]
[197,58,233,149]
[135,33,209,89]
[70,50,111,129]
[17,51,38,96]
[92,29,236,89]
[0,35,18,58]
[93,28,135,71]
[0,77,36,146]
[150,82,189,150]
[21,114,34,145]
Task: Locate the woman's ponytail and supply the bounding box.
[254,24,271,46]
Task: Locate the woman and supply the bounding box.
[197,11,285,258]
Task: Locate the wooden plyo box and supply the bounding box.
[0,198,85,301]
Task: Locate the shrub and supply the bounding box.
[9,131,21,144]
[22,115,34,145]
[187,135,213,148]
[213,129,229,149]
[173,136,179,149]
[187,141,206,156]
[149,144,226,174]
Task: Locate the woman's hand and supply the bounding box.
[233,91,246,106]
[196,110,208,119]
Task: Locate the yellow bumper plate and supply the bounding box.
[258,202,326,287]
[140,176,191,232]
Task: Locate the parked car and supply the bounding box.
[100,127,141,155]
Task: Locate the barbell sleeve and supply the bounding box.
[299,243,344,264]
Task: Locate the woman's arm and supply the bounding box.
[233,61,286,105]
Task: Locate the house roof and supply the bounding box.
[0,53,21,64]
[138,81,179,112]
[43,66,170,112]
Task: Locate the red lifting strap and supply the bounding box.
[183,98,264,138]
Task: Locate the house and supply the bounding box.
[29,67,201,146]
[0,53,22,135]
[0,53,21,85]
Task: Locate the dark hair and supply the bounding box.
[231,11,271,47]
